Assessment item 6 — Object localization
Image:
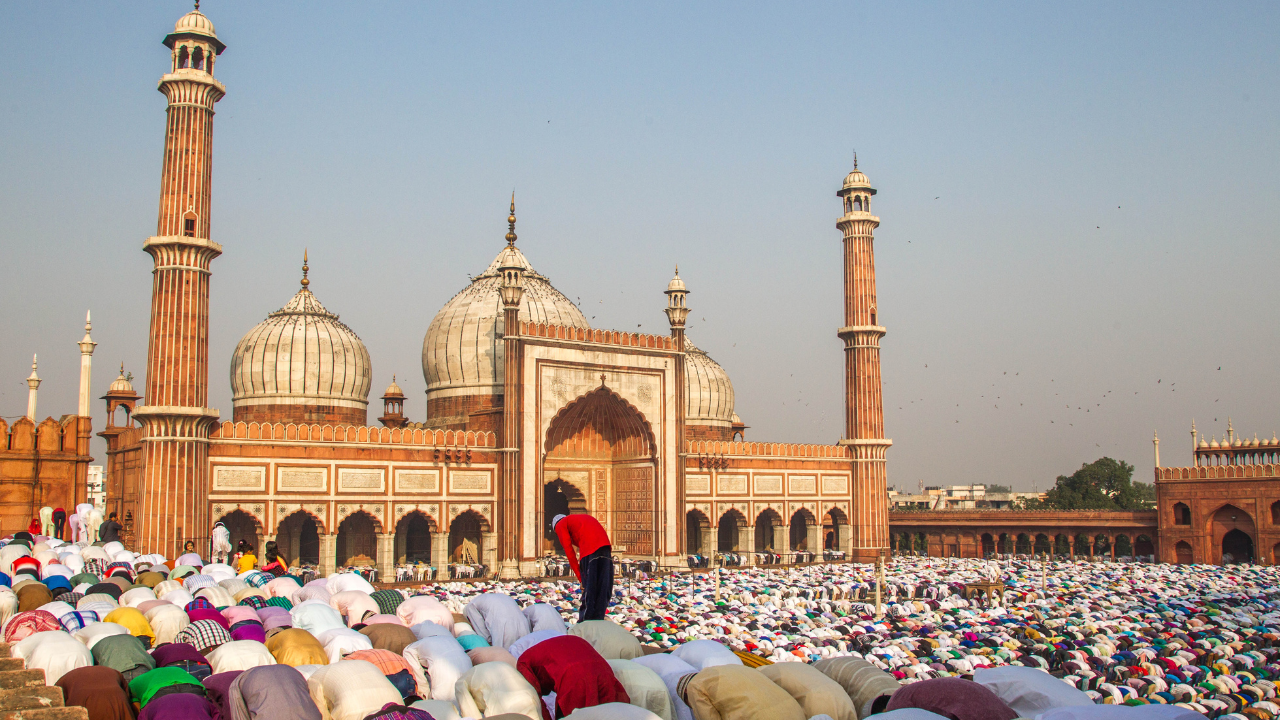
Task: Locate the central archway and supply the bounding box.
[544,385,657,556]
[1210,504,1255,565]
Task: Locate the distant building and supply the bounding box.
[888,484,1044,510]
[86,466,104,511]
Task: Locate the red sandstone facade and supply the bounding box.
[1154,425,1280,564]
[0,417,92,537]
[888,510,1158,559]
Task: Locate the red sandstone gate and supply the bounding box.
[544,386,658,556]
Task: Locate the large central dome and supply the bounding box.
[422,245,589,405]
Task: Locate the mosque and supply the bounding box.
[92,6,894,579]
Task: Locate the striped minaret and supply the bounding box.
[836,157,891,562]
[133,8,226,558]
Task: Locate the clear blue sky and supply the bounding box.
[2,2,1278,490]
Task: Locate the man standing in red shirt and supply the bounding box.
[552,513,613,621]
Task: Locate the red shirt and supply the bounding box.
[554,514,610,581]
[516,635,629,720]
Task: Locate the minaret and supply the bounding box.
[78,311,96,417]
[835,157,892,562]
[665,268,689,554]
[497,194,525,578]
[133,6,226,558]
[26,355,40,421]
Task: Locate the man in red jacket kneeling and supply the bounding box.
[552,513,612,621]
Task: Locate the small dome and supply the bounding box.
[685,338,735,426]
[423,245,589,400]
[1199,438,1209,448]
[383,377,404,398]
[174,10,217,37]
[1210,437,1220,448]
[843,169,871,190]
[109,367,134,394]
[231,286,372,422]
[667,268,687,293]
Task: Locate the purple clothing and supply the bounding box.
[188,608,231,630]
[203,671,244,720]
[885,677,1018,720]
[138,691,217,720]
[229,622,266,644]
[152,643,210,667]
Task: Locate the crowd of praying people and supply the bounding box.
[0,522,1274,719]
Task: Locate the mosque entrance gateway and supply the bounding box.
[543,385,658,557]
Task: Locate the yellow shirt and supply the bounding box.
[236,553,257,572]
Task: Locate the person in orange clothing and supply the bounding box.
[552,513,613,621]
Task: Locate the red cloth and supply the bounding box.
[516,635,628,720]
[554,515,610,581]
[26,518,40,534]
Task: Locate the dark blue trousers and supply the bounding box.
[579,545,613,622]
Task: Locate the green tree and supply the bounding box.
[985,484,1012,494]
[1021,457,1148,510]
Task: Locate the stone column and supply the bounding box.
[773,524,787,556]
[839,524,852,556]
[395,530,407,564]
[376,533,394,583]
[807,524,821,559]
[699,527,714,559]
[319,534,337,577]
[256,535,268,568]
[431,532,449,580]
[738,525,753,565]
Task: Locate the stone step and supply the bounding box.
[0,708,88,720]
[0,671,45,692]
[0,662,24,674]
[0,688,62,711]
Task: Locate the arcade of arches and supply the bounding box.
[684,506,850,559]
[543,387,657,556]
[215,507,496,577]
[887,510,1160,561]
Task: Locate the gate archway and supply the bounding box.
[1209,504,1255,565]
[544,385,657,556]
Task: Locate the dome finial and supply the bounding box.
[505,192,517,246]
[301,249,310,288]
[853,149,858,170]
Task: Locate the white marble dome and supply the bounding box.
[685,338,735,426]
[422,245,589,400]
[109,367,135,394]
[174,10,216,37]
[231,286,372,417]
[842,168,871,190]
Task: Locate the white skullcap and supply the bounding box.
[552,514,567,528]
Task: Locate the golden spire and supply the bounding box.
[853,150,858,170]
[301,249,310,288]
[505,192,517,246]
